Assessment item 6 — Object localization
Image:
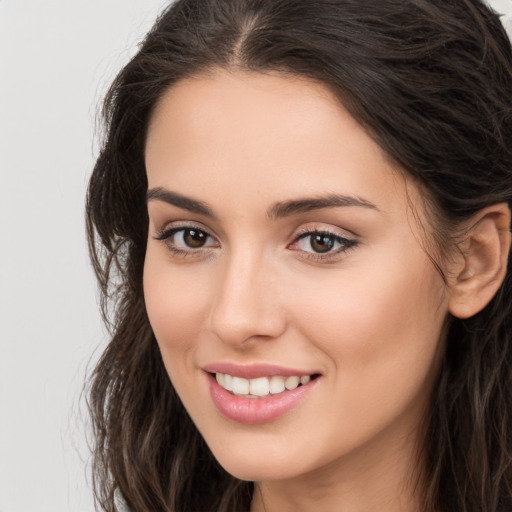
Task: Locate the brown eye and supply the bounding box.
[155,226,217,254]
[291,230,357,260]
[309,234,335,253]
[183,229,208,248]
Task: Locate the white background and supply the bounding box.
[0,1,510,511]
[0,2,169,511]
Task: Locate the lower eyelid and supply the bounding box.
[299,239,357,260]
[155,225,355,260]
[155,226,220,258]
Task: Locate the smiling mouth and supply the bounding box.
[213,372,318,398]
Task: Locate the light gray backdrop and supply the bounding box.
[0,2,168,511]
[0,1,510,511]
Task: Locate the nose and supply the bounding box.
[209,249,287,348]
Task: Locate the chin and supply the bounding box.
[216,457,297,482]
[203,432,311,482]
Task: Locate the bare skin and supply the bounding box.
[143,70,510,512]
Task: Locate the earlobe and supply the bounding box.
[448,203,511,319]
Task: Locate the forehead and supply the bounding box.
[144,69,408,215]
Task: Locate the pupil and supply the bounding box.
[184,229,206,248]
[310,234,334,253]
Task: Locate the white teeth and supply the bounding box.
[285,375,300,390]
[232,376,249,396]
[223,373,233,391]
[215,373,313,397]
[249,377,270,397]
[269,376,286,394]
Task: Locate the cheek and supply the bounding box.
[291,249,448,425]
[296,251,446,348]
[143,250,212,358]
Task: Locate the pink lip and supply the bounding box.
[203,362,315,379]
[205,371,319,425]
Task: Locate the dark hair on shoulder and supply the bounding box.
[86,1,512,511]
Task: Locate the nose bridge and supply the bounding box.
[209,244,285,346]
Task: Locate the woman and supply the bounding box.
[86,0,512,511]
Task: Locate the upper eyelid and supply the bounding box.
[290,230,356,250]
[155,226,219,255]
[296,229,351,240]
[154,220,216,238]
[291,223,357,241]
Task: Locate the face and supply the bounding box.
[143,70,450,485]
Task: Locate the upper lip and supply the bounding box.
[202,362,318,379]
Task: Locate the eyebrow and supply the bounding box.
[147,187,378,219]
[268,194,379,219]
[147,187,215,217]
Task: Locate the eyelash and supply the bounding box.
[154,225,358,262]
[290,229,357,262]
[154,225,218,258]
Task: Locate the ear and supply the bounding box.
[449,203,511,319]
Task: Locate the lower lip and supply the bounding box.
[207,373,318,424]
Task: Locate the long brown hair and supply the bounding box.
[86,1,512,510]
